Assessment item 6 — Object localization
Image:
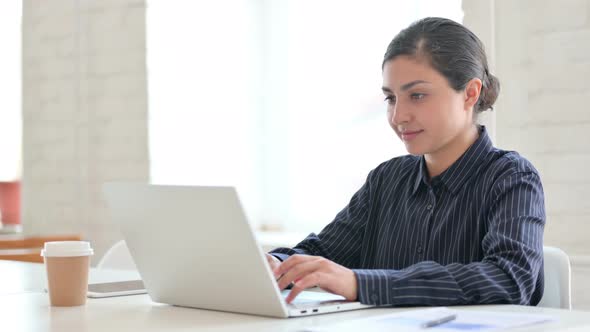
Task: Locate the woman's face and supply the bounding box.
[382,56,477,157]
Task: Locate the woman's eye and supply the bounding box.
[384,95,396,105]
[410,93,426,100]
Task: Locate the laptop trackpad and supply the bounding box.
[282,289,346,305]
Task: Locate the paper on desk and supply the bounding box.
[303,307,556,332]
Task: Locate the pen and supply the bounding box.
[421,313,457,328]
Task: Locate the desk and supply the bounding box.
[0,260,140,295]
[0,234,82,263]
[2,261,589,332]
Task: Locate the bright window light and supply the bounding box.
[0,2,22,181]
[147,0,463,232]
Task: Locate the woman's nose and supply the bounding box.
[390,103,410,125]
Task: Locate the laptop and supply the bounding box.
[103,183,374,318]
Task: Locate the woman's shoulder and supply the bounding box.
[488,148,541,179]
[370,154,421,180]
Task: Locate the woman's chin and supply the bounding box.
[404,143,428,156]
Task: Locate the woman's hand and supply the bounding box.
[265,253,282,274]
[273,254,358,303]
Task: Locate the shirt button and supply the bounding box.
[426,204,432,210]
[371,294,378,302]
[417,246,423,254]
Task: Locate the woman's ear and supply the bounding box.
[464,78,482,112]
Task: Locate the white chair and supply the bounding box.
[96,240,137,270]
[537,246,572,309]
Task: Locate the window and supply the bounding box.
[0,1,22,182]
[147,0,463,232]
[0,2,22,231]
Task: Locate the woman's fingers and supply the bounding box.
[275,254,305,276]
[265,254,281,275]
[285,272,322,303]
[277,257,322,290]
[275,255,359,303]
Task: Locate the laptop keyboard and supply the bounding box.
[282,290,347,308]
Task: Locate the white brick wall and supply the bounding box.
[462,0,496,139]
[465,0,590,310]
[22,0,149,263]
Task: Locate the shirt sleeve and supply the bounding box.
[354,171,546,306]
[269,168,377,267]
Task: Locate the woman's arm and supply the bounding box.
[270,167,378,267]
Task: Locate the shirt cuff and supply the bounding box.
[353,269,385,305]
[270,253,290,262]
[353,269,408,305]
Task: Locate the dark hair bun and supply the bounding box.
[477,72,500,113]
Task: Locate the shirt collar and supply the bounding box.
[412,126,494,195]
[412,156,429,195]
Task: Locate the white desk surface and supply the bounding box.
[0,260,140,295]
[1,261,589,332]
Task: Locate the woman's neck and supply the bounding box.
[425,125,480,179]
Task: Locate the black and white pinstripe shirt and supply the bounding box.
[271,126,545,306]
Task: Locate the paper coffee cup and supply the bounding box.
[41,241,94,306]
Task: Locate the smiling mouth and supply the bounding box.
[400,130,424,141]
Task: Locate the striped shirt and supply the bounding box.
[271,126,546,306]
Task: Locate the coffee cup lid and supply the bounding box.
[41,241,94,257]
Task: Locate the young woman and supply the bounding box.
[266,17,545,306]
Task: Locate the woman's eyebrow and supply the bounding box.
[382,80,432,93]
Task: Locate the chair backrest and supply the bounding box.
[96,240,137,270]
[537,246,571,309]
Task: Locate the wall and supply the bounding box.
[464,0,590,310]
[21,0,149,263]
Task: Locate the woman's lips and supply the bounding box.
[401,130,424,141]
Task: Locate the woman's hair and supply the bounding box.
[383,17,499,113]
